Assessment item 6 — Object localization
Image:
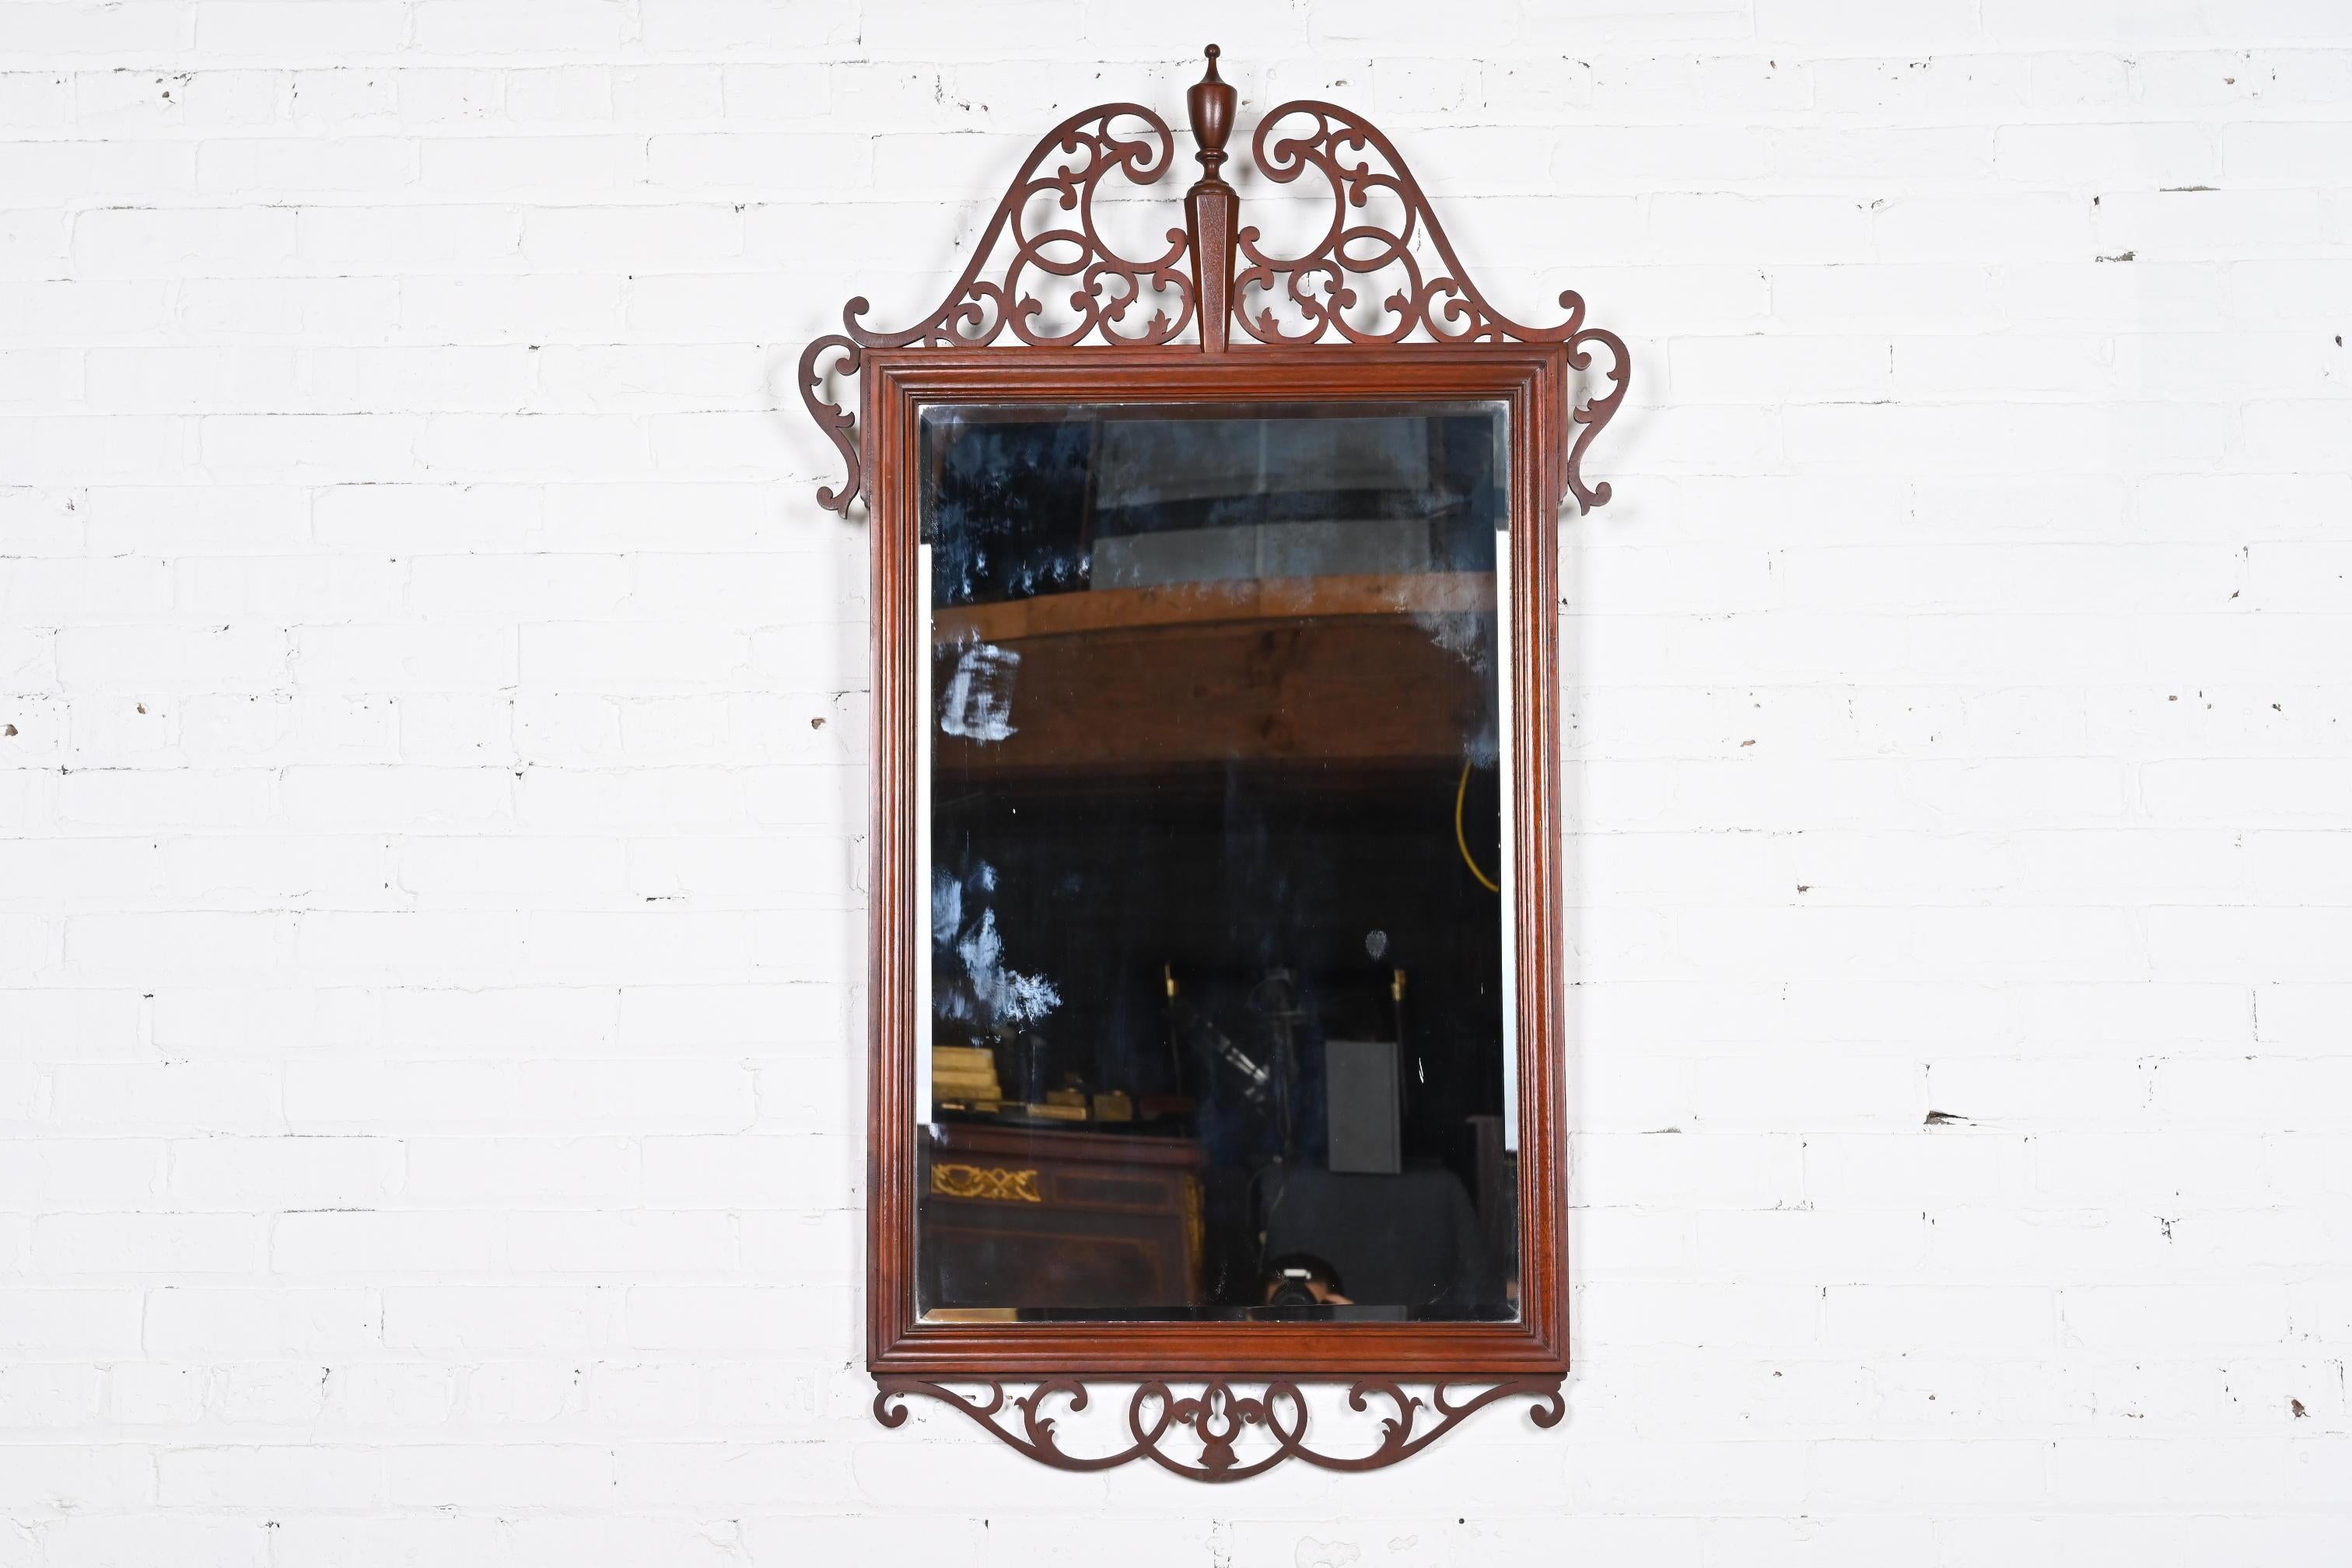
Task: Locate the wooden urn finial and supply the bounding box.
[1185,44,1240,352]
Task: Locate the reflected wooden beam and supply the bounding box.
[936,571,1494,644]
[934,574,1495,774]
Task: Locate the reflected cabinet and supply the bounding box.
[800,47,1629,1479]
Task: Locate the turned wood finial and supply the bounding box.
[1188,44,1237,180]
[1185,44,1239,352]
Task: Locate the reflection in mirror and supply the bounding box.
[915,401,1517,1324]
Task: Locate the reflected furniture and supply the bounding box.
[920,1123,1203,1313]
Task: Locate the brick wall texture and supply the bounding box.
[2,0,2350,1561]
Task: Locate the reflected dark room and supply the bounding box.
[917,401,1521,1324]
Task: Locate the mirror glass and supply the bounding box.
[915,400,1517,1323]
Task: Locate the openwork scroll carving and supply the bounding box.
[796,103,1195,513]
[1235,101,1631,508]
[874,1377,1563,1482]
[798,46,1631,515]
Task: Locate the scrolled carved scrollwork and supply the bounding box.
[797,103,1195,515]
[799,48,1631,518]
[872,1376,1564,1482]
[1234,100,1630,509]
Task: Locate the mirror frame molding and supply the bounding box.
[800,48,1630,1479]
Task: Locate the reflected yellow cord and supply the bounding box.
[1454,759,1501,893]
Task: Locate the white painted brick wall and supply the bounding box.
[2,0,2347,1559]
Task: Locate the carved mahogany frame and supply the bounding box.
[808,47,1629,1478]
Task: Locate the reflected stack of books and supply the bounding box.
[933,1044,1146,1125]
[931,1045,1003,1111]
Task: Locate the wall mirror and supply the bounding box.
[801,48,1628,1479]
